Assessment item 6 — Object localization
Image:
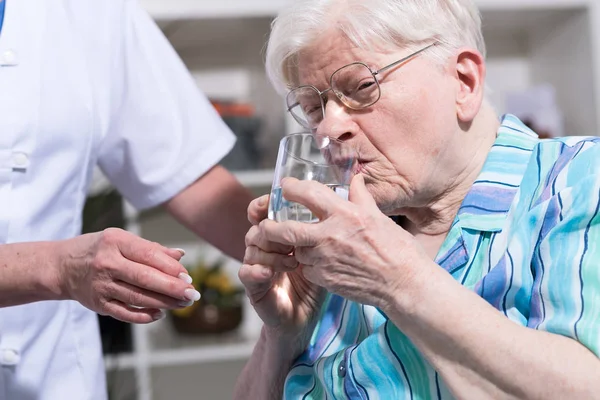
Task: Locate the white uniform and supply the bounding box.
[0,0,236,398]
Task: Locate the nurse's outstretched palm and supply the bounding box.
[57,228,197,323]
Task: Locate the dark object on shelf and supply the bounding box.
[170,301,243,335]
[210,100,263,171]
[220,115,263,170]
[99,315,133,355]
[82,187,133,355]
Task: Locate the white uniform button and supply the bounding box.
[0,349,20,366]
[1,50,18,66]
[12,152,29,168]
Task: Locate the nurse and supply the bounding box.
[0,0,253,398]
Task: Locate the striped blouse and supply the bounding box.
[283,114,600,399]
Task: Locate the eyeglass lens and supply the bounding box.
[287,63,380,129]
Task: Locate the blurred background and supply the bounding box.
[89,0,600,399]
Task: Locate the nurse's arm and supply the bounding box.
[163,165,254,262]
[0,240,65,306]
[0,230,198,324]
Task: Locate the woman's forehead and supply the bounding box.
[294,34,392,84]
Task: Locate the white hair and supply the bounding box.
[265,0,486,95]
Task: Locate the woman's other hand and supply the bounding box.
[239,195,327,350]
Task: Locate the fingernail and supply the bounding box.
[261,266,273,278]
[284,257,298,269]
[172,248,186,256]
[184,288,201,301]
[178,300,194,308]
[153,310,165,320]
[178,272,193,284]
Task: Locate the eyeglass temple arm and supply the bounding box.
[286,87,333,111]
[374,42,438,75]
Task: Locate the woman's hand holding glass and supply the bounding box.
[246,173,431,314]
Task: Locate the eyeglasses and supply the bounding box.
[286,42,438,130]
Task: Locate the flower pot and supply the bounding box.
[169,302,243,335]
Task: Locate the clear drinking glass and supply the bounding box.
[268,132,357,223]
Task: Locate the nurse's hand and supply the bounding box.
[56,228,199,324]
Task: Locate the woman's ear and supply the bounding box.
[453,48,486,123]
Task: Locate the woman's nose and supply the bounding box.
[316,99,355,141]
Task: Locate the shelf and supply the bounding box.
[475,0,589,11]
[149,338,257,367]
[233,168,273,187]
[104,335,258,371]
[104,353,137,371]
[141,0,289,20]
[141,0,591,21]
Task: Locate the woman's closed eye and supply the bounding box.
[357,80,376,91]
[303,103,322,116]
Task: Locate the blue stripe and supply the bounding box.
[550,142,566,197]
[557,192,564,222]
[384,322,413,400]
[300,300,349,398]
[302,376,318,400]
[460,235,485,285]
[329,355,335,399]
[487,233,495,273]
[530,148,542,210]
[501,250,515,317]
[435,372,441,399]
[312,299,348,365]
[474,179,520,188]
[361,305,370,336]
[0,0,5,34]
[481,235,495,299]
[347,346,369,399]
[460,204,509,213]
[295,362,316,368]
[574,186,600,339]
[501,125,531,136]
[481,233,495,300]
[437,241,463,266]
[533,221,547,329]
[492,143,533,152]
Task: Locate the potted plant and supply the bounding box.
[169,258,244,335]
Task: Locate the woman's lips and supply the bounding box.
[355,159,370,174]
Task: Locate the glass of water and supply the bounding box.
[268,132,357,223]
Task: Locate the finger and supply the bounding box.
[238,263,275,294]
[294,246,318,267]
[349,173,378,209]
[244,246,298,271]
[165,247,186,262]
[117,236,187,277]
[109,281,193,310]
[245,225,294,254]
[113,260,200,302]
[102,300,164,324]
[248,195,270,225]
[260,218,318,247]
[280,178,342,220]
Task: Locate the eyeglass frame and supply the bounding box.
[286,42,439,129]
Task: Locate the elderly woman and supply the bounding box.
[235,0,600,398]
